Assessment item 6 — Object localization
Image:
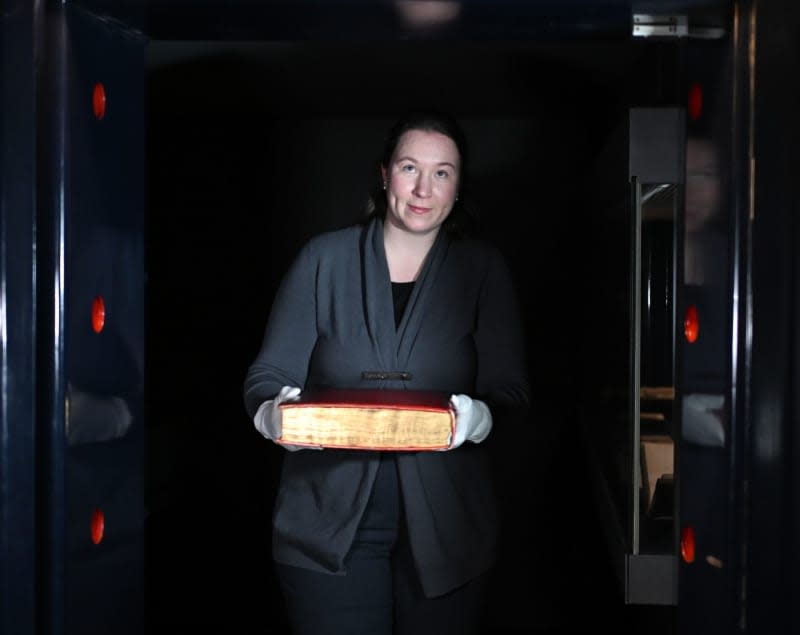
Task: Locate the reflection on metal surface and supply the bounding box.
[633,13,726,40]
[682,393,725,447]
[683,131,728,448]
[92,82,106,120]
[641,182,673,205]
[91,295,105,333]
[394,1,461,28]
[688,81,703,120]
[65,382,132,446]
[640,386,675,400]
[90,508,105,545]
[684,304,699,343]
[687,26,727,40]
[632,14,688,38]
[685,136,722,285]
[681,525,696,563]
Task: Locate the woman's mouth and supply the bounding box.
[408,204,431,214]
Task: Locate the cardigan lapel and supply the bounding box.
[361,217,397,371]
[395,228,449,369]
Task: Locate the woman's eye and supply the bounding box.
[401,164,416,173]
[436,169,450,179]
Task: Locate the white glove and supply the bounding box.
[253,386,319,452]
[448,394,493,449]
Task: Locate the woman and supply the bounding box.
[243,110,530,634]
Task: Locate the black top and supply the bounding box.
[392,281,415,328]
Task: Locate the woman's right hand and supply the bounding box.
[253,386,312,451]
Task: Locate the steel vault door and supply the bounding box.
[1,4,145,634]
[57,9,145,635]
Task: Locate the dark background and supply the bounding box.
[143,38,677,634]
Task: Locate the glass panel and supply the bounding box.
[639,183,677,555]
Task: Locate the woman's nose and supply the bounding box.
[413,174,432,198]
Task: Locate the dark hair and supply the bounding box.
[364,110,477,236]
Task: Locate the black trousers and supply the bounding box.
[276,455,489,635]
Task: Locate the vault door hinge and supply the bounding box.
[632,14,688,38]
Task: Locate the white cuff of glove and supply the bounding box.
[448,394,493,449]
[254,386,309,451]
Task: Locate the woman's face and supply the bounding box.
[381,129,460,237]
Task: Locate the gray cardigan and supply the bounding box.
[243,216,529,597]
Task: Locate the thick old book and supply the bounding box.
[278,388,455,451]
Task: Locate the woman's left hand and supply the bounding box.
[448,394,493,449]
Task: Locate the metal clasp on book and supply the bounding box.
[361,371,412,381]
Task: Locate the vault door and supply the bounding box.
[48,7,145,635]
